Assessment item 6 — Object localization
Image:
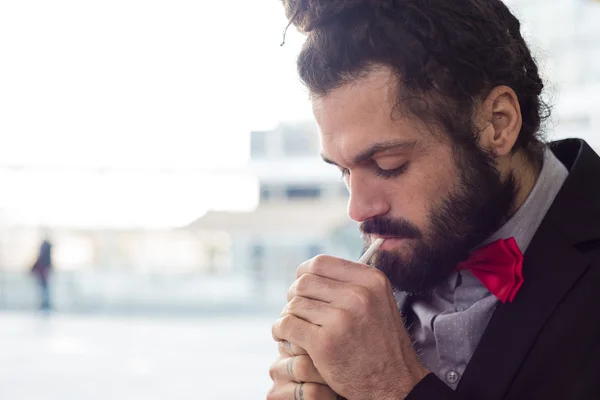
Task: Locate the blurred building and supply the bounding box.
[507,0,600,147]
[189,122,362,291]
[3,2,595,313]
[0,122,362,310]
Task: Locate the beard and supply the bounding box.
[360,141,518,295]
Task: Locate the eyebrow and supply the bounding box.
[321,139,418,167]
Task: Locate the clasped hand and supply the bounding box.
[268,255,429,400]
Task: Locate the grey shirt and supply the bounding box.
[405,148,569,389]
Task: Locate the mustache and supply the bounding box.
[360,216,422,240]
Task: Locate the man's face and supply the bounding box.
[314,68,517,294]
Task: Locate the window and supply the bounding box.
[281,125,319,156]
[285,185,321,199]
[250,130,268,159]
[259,185,271,202]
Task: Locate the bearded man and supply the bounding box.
[268,1,600,399]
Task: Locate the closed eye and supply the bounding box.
[375,163,409,179]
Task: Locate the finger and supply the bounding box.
[297,255,359,281]
[297,255,388,290]
[272,314,318,354]
[281,296,331,326]
[287,273,345,303]
[278,340,308,356]
[267,381,337,400]
[288,274,374,311]
[269,355,327,384]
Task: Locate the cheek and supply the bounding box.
[387,160,459,228]
[386,179,428,229]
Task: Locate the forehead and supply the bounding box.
[312,67,429,161]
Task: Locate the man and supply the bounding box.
[268,1,600,399]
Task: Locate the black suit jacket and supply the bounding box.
[406,139,600,400]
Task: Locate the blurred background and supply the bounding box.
[0,0,598,398]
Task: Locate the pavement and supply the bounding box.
[0,312,277,400]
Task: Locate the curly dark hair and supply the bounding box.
[282,0,550,161]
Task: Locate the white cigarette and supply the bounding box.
[357,238,385,264]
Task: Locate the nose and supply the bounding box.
[346,173,390,223]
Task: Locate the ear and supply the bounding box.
[476,86,522,157]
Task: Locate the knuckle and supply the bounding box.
[370,268,391,290]
[280,314,294,331]
[293,355,311,381]
[295,274,313,294]
[350,286,373,311]
[333,308,353,331]
[286,297,305,316]
[295,260,308,279]
[271,321,281,341]
[273,315,295,342]
[286,283,295,301]
[279,302,288,317]
[266,386,279,400]
[310,254,329,273]
[268,361,279,381]
[288,295,302,310]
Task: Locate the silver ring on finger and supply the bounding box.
[287,355,297,380]
[294,382,305,400]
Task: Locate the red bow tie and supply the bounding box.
[456,237,524,303]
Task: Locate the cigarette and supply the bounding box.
[357,238,385,264]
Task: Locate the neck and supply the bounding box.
[509,150,543,213]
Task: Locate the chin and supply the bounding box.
[372,248,456,295]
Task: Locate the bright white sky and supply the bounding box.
[0,0,311,228]
[0,2,597,228]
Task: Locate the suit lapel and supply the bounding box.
[457,139,600,399]
[456,220,590,399]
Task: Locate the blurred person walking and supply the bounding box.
[30,232,53,311]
